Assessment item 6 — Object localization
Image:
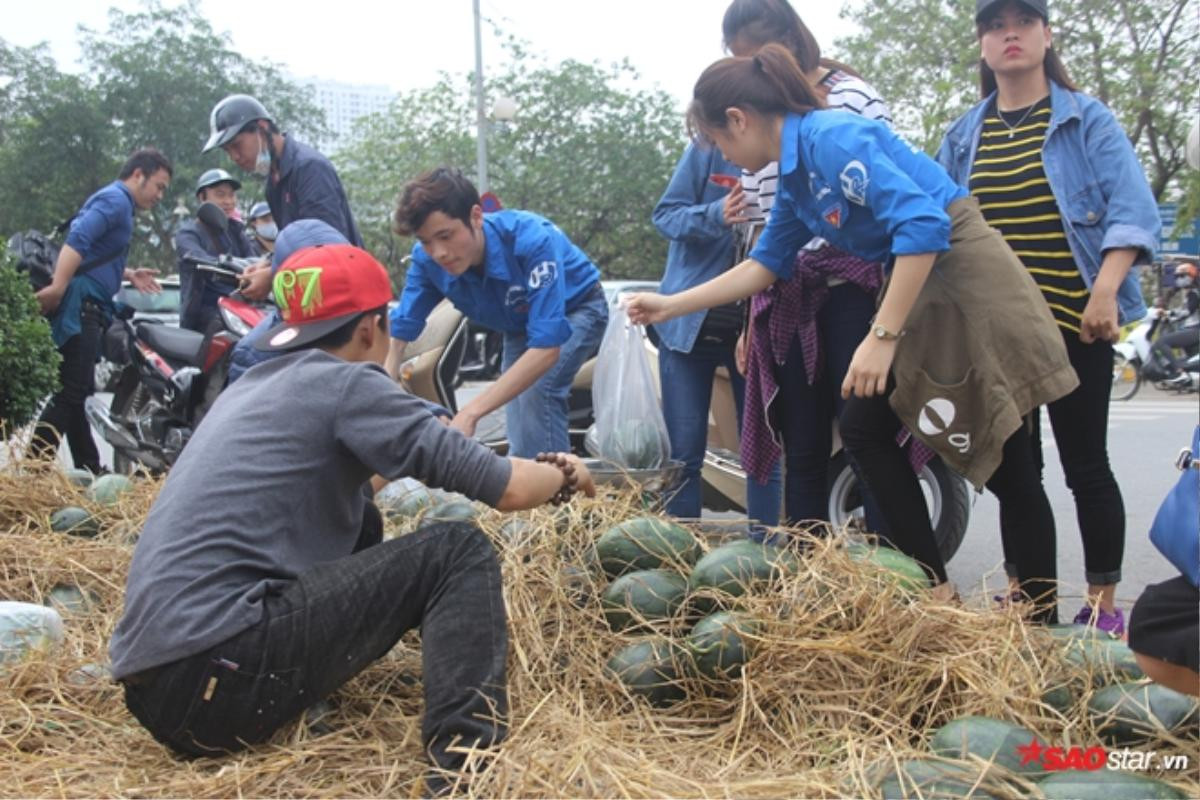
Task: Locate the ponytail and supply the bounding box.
[687,43,824,142]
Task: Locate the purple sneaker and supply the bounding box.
[1072,605,1125,637]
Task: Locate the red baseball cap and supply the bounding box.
[256,243,394,351]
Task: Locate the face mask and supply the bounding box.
[253,133,271,177]
[253,222,278,241]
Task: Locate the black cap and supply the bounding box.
[976,0,1048,23]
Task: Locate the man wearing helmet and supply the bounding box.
[175,168,258,332]
[246,201,276,257]
[1147,259,1200,385]
[202,94,362,302]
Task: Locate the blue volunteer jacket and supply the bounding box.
[750,111,967,277]
[936,79,1156,325]
[390,210,601,349]
[651,142,739,353]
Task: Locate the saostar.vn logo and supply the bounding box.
[1016,738,1191,772]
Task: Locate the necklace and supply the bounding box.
[997,101,1039,138]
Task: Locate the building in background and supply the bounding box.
[298,77,396,153]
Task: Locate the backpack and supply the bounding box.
[6,229,62,292]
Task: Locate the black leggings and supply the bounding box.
[1024,332,1124,586]
[841,382,1059,622]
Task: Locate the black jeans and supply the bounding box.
[776,282,884,529]
[122,509,508,772]
[839,384,949,584]
[840,380,1058,619]
[31,299,106,472]
[1028,332,1124,586]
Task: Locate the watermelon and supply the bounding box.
[86,473,134,506]
[499,516,532,544]
[49,506,101,538]
[876,758,1000,800]
[1038,770,1185,800]
[608,419,667,470]
[606,638,687,707]
[1087,682,1200,745]
[594,516,702,579]
[560,564,595,608]
[1042,683,1075,713]
[62,468,95,488]
[0,602,64,663]
[423,499,480,523]
[602,569,688,632]
[688,539,792,611]
[376,480,432,519]
[687,611,761,680]
[46,584,94,616]
[929,716,1046,775]
[846,541,931,593]
[1049,626,1145,683]
[67,662,112,687]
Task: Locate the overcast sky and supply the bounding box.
[4,0,855,110]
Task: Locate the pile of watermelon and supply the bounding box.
[587,515,936,707]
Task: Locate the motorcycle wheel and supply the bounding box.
[109,366,151,475]
[1110,353,1141,401]
[826,450,970,565]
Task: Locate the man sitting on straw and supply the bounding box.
[109,243,593,791]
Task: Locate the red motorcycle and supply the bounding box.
[85,257,267,473]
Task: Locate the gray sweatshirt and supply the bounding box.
[109,349,511,678]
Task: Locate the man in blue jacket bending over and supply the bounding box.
[386,167,608,458]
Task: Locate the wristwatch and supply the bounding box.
[872,323,904,341]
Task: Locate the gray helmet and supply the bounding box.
[247,201,272,221]
[202,94,273,153]
[195,168,242,197]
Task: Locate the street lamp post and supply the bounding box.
[473,0,489,194]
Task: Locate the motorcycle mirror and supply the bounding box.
[196,201,229,234]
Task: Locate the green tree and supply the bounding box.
[0,254,60,433]
[0,1,326,271]
[338,41,683,280]
[836,0,1199,213]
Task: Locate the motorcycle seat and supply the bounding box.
[137,323,208,368]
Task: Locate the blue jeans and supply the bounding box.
[658,340,782,524]
[122,509,507,777]
[501,285,608,458]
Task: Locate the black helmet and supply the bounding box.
[203,94,273,153]
[195,168,242,197]
[247,201,272,221]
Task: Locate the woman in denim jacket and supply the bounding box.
[936,0,1160,634]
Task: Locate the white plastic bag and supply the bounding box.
[0,601,64,664]
[592,306,671,470]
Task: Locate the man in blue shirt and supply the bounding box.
[387,167,608,458]
[174,168,257,332]
[32,148,173,474]
[201,94,362,302]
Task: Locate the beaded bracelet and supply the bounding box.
[535,452,578,505]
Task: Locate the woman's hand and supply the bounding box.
[624,293,675,326]
[1079,289,1120,343]
[734,330,749,375]
[723,182,749,226]
[841,335,897,399]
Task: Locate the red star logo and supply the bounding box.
[1016,737,1044,767]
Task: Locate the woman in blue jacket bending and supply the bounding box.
[626,43,1078,609]
[936,0,1159,634]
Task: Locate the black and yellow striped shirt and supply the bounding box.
[969,97,1088,333]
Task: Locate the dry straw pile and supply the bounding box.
[0,457,1196,798]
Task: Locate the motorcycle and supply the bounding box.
[85,256,267,473]
[396,290,970,562]
[1112,307,1200,400]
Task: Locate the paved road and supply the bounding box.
[946,387,1198,615]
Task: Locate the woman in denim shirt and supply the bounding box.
[652,141,782,525]
[936,0,1160,634]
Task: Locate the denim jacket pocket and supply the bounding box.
[1062,182,1107,229]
